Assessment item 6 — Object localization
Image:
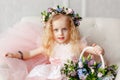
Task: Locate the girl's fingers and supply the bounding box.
[93,45,104,55]
[94,48,103,55]
[92,43,96,47]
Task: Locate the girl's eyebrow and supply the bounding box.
[53,28,58,29]
[62,28,67,29]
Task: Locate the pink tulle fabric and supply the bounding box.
[0,21,87,80]
[0,22,42,54]
[0,22,49,80]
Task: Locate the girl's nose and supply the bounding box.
[58,30,63,35]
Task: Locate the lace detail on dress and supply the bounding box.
[51,43,74,63]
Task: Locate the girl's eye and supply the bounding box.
[54,29,58,32]
[63,28,68,31]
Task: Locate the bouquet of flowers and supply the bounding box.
[61,47,118,80]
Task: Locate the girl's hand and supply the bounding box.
[91,43,104,55]
[5,52,14,58]
[5,52,20,59]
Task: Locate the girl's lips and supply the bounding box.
[58,37,64,40]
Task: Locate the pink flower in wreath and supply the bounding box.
[66,8,74,14]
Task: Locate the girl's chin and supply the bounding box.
[56,40,69,44]
[57,41,65,44]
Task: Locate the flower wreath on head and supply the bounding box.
[41,5,82,27]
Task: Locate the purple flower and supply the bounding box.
[47,8,52,13]
[77,69,86,79]
[97,63,102,68]
[75,20,80,26]
[77,68,88,79]
[88,59,95,67]
[56,8,63,12]
[77,69,83,74]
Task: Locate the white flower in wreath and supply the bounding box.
[51,12,55,16]
[66,8,74,14]
[42,15,46,22]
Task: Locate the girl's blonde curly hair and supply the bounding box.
[42,14,82,57]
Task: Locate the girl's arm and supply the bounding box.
[80,42,104,62]
[80,43,104,56]
[5,46,46,60]
[85,43,104,55]
[22,47,46,60]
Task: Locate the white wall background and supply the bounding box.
[0,0,120,32]
[86,0,120,18]
[0,0,53,32]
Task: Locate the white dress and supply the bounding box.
[26,43,76,80]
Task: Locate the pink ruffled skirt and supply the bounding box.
[0,21,49,80]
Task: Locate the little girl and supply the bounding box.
[5,6,104,80]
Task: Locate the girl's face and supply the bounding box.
[52,17,70,44]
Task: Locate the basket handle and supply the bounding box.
[79,47,105,69]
